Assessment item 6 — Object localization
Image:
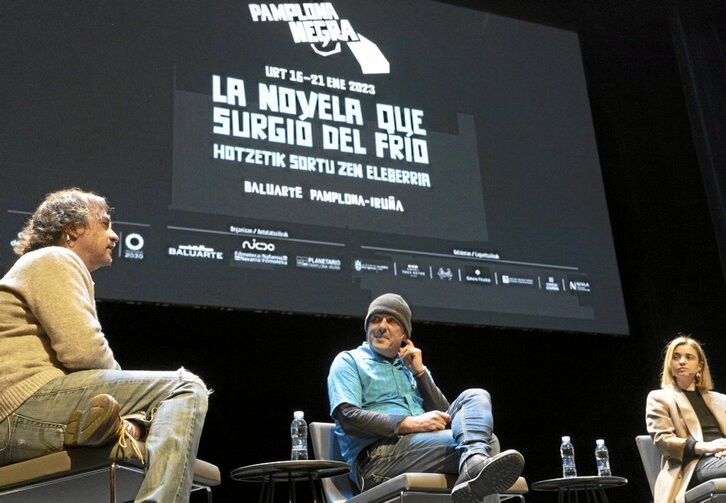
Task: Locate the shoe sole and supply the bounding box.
[64,394,121,447]
[451,450,524,503]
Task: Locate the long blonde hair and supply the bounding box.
[660,334,713,391]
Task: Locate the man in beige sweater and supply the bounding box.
[0,188,209,503]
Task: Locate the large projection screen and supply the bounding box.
[0,1,629,335]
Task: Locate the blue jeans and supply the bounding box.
[0,368,208,503]
[358,388,500,502]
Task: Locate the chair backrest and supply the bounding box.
[635,434,661,497]
[310,422,358,503]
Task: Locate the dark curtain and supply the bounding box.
[667,0,726,279]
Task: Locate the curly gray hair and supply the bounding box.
[14,188,111,256]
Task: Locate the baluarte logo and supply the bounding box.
[248,2,390,74]
[168,244,224,260]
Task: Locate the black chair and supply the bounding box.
[310,421,527,503]
[0,444,220,503]
[635,434,726,503]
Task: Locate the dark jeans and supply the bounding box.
[691,454,726,488]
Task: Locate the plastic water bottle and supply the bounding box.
[290,411,308,460]
[560,436,577,478]
[595,439,611,476]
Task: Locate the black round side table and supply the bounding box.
[531,475,628,503]
[231,460,350,503]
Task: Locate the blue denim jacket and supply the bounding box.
[327,342,425,482]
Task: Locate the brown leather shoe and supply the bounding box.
[64,394,122,447]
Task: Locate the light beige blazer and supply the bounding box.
[646,387,726,503]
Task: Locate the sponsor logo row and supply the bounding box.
[127,236,591,294]
[352,259,591,294]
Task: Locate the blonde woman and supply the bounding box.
[646,335,726,503]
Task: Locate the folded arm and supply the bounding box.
[334,371,451,437]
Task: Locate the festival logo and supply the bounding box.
[248,2,390,74]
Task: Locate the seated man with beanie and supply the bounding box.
[327,293,524,503]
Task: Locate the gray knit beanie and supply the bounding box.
[364,293,412,336]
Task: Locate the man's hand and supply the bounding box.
[399,339,425,376]
[398,411,450,433]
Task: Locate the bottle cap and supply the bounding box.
[294,411,304,419]
[596,439,605,445]
[561,436,570,442]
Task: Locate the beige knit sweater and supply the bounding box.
[0,246,120,420]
